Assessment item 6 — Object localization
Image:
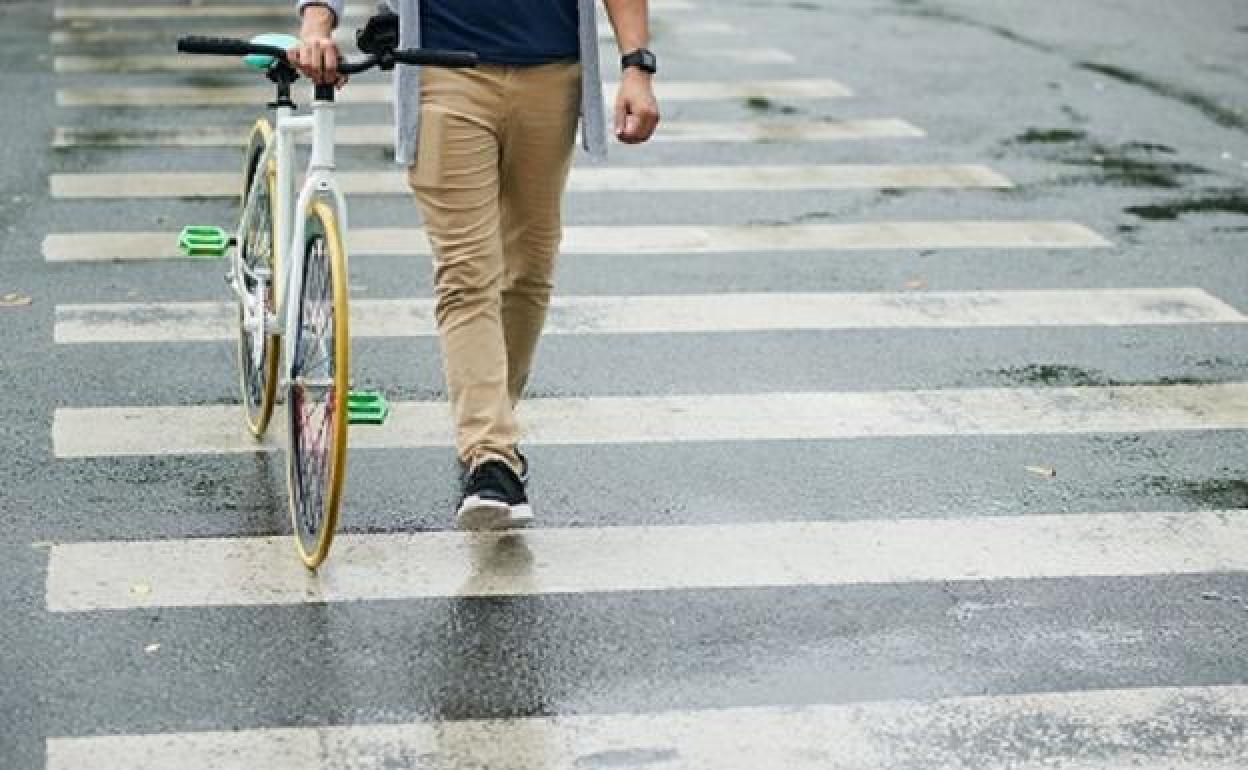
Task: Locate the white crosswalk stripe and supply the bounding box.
[56,79,853,107]
[52,118,924,147]
[52,289,1247,344]
[54,1,694,20]
[55,48,796,72]
[42,222,1112,262]
[51,384,1248,458]
[49,165,1012,198]
[43,686,1248,769]
[44,510,1248,611]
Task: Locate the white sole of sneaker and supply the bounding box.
[507,504,534,528]
[456,497,512,531]
[456,498,533,531]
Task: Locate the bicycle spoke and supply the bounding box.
[289,227,343,560]
[237,147,277,434]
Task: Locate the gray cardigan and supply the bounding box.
[297,0,608,165]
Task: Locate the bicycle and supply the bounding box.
[176,16,477,568]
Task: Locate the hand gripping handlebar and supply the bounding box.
[175,35,478,74]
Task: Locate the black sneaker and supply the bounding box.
[458,450,530,484]
[456,459,533,531]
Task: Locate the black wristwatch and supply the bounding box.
[621,48,657,74]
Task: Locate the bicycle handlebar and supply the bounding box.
[175,35,478,74]
[177,36,286,59]
[392,49,479,68]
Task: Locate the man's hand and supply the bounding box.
[288,5,344,86]
[614,69,660,144]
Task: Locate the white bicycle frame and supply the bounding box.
[231,91,349,383]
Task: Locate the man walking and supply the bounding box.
[291,0,660,528]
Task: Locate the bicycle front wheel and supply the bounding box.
[286,201,350,568]
[237,120,280,436]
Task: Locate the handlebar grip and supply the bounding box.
[338,55,380,76]
[392,48,479,68]
[177,36,288,61]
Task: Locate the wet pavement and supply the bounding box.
[3,0,1248,767]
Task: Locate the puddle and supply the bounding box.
[989,364,1108,387]
[1142,477,1248,509]
[576,749,681,768]
[985,363,1239,388]
[1125,191,1248,221]
[1014,128,1087,144]
[1006,130,1208,189]
[744,96,799,115]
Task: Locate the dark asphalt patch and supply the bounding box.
[39,574,1248,738]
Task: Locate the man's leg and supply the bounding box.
[408,66,523,474]
[498,62,582,405]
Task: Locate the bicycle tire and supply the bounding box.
[286,200,350,568]
[237,119,280,437]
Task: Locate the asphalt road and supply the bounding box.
[3,0,1247,767]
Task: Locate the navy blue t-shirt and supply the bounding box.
[421,0,580,66]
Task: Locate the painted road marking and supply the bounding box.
[45,686,1248,768]
[52,119,925,148]
[53,289,1245,344]
[44,686,1248,768]
[56,47,795,72]
[42,222,1111,262]
[52,383,1248,458]
[44,509,1248,610]
[50,21,739,46]
[54,1,693,20]
[49,165,1012,199]
[57,79,853,107]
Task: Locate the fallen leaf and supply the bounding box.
[1,293,32,307]
[1025,465,1057,478]
[130,583,152,597]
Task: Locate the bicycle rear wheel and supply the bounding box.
[286,200,350,568]
[237,120,280,436]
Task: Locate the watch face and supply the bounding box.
[625,49,657,73]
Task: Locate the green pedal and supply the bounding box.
[347,391,389,425]
[177,225,231,258]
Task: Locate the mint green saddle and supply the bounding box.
[244,33,300,71]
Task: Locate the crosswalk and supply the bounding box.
[36,0,1248,767]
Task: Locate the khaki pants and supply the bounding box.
[408,62,581,474]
